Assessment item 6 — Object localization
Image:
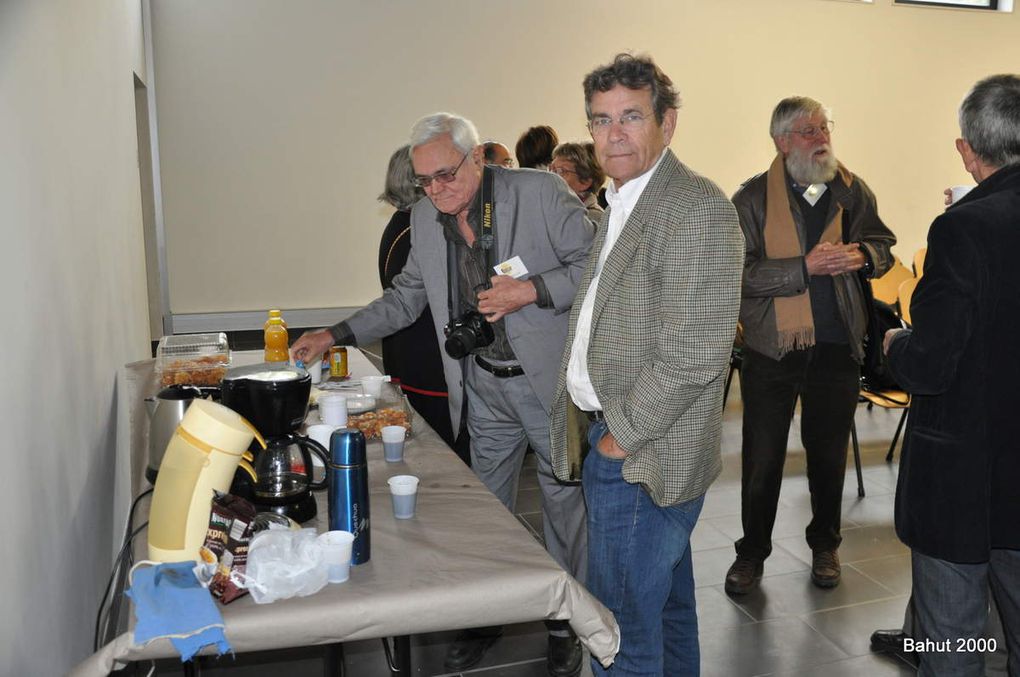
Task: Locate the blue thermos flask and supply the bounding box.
[327,428,371,564]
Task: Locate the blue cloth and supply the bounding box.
[584,420,705,676]
[126,561,231,662]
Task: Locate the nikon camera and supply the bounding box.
[443,310,495,359]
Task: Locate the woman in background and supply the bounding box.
[549,142,605,226]
[514,125,558,170]
[377,146,468,463]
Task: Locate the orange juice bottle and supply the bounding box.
[263,309,289,363]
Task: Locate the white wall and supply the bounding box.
[0,1,151,674]
[149,0,1020,320]
[0,1,1015,672]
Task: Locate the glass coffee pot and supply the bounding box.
[252,434,329,523]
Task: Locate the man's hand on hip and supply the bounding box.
[477,276,538,322]
[597,431,630,459]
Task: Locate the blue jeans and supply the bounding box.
[911,548,1020,677]
[583,421,705,676]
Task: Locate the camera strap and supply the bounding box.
[479,166,497,265]
[447,166,498,321]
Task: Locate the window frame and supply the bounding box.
[894,0,997,9]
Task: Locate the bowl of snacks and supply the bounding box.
[345,398,412,439]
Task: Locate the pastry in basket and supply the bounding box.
[346,408,409,439]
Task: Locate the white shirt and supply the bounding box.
[566,150,667,411]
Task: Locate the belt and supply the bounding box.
[584,410,605,422]
[474,355,525,378]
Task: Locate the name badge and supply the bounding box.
[494,255,529,279]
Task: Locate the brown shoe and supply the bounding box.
[724,557,763,595]
[811,549,841,588]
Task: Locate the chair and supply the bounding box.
[722,323,744,409]
[913,247,927,277]
[856,388,911,463]
[722,346,742,409]
[898,277,919,326]
[851,277,916,478]
[870,256,914,306]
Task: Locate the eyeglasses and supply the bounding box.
[549,165,578,177]
[500,158,515,168]
[786,121,835,140]
[413,152,469,188]
[588,111,650,135]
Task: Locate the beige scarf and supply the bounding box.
[764,154,852,356]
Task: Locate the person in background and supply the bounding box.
[292,112,592,676]
[482,140,514,168]
[550,52,744,676]
[550,142,605,225]
[516,125,559,169]
[725,96,895,596]
[883,73,1020,677]
[376,145,468,463]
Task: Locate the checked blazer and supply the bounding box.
[549,150,744,507]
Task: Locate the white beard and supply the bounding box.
[786,146,838,185]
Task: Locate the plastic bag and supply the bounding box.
[240,528,329,604]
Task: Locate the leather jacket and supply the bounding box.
[732,170,896,363]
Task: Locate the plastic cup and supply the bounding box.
[387,475,419,519]
[306,424,336,470]
[305,359,322,385]
[306,424,336,449]
[318,530,355,583]
[950,185,975,205]
[381,425,406,463]
[318,394,348,427]
[361,375,388,398]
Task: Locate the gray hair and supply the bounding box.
[377,144,423,211]
[769,96,832,138]
[552,142,605,193]
[959,74,1020,169]
[583,53,680,125]
[409,112,480,155]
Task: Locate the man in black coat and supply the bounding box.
[884,74,1020,677]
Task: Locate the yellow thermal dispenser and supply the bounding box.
[147,399,263,562]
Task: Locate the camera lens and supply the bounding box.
[444,327,476,359]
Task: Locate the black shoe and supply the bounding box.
[811,549,841,589]
[547,633,582,677]
[443,627,503,671]
[870,629,919,667]
[725,557,763,595]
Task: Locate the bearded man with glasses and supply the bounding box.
[292,112,593,676]
[724,97,896,597]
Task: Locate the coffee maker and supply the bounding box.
[220,363,328,523]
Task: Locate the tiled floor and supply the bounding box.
[149,371,919,676]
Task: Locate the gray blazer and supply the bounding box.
[550,150,745,506]
[345,166,594,434]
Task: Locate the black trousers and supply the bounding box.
[735,342,860,561]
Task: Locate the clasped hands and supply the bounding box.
[805,242,866,277]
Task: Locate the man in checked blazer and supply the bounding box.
[549,53,744,676]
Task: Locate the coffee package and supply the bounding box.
[199,492,256,603]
